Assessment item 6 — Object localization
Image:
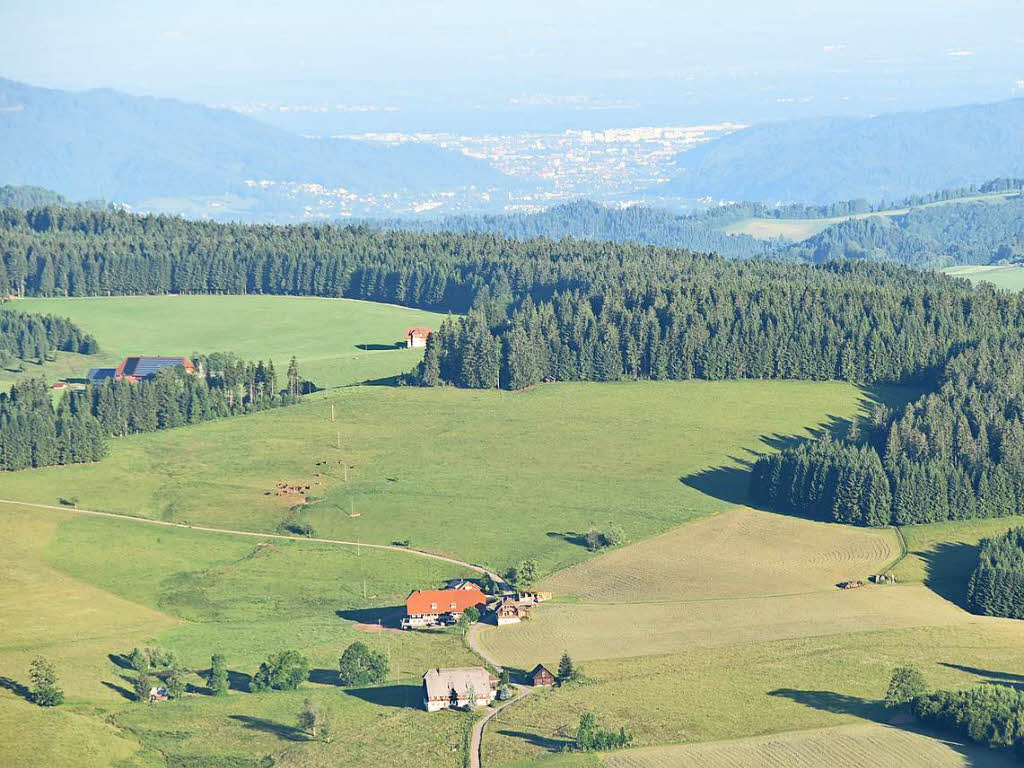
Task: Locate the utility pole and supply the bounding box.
[331,404,335,422]
[337,429,341,450]
[343,461,348,482]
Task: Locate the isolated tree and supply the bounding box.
[297,697,319,738]
[465,682,478,710]
[250,650,310,692]
[207,653,229,696]
[28,657,63,707]
[558,651,577,684]
[128,647,148,673]
[507,559,538,589]
[133,671,153,703]
[458,605,481,634]
[585,526,602,551]
[885,665,928,708]
[602,524,626,547]
[145,646,176,671]
[576,711,599,750]
[338,642,389,686]
[165,669,186,700]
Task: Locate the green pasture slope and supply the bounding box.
[4,293,1006,767]
[0,501,481,768]
[2,295,448,389]
[724,191,1018,242]
[0,379,872,575]
[942,264,1024,292]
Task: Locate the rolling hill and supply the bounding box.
[0,78,507,204]
[663,98,1024,203]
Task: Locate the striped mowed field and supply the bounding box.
[598,724,1018,768]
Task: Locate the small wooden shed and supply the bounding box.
[530,664,555,687]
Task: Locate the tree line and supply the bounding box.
[966,526,1024,618]
[0,309,98,368]
[0,354,304,471]
[10,203,1024,525]
[751,336,1024,527]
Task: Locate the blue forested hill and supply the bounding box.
[664,99,1024,203]
[0,78,508,202]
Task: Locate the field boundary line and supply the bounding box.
[877,525,910,574]
[0,497,506,582]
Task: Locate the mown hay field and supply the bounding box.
[4,294,447,388]
[483,622,1024,765]
[598,724,1018,768]
[480,584,967,667]
[0,501,481,768]
[0,379,871,575]
[542,507,899,603]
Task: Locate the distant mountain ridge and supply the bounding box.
[0,78,507,204]
[369,180,1024,267]
[664,98,1024,203]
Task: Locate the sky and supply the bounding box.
[1,0,1022,132]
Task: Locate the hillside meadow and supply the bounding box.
[596,724,1019,768]
[942,264,1024,292]
[1,294,447,389]
[723,191,1017,242]
[0,379,872,576]
[0,501,482,768]
[479,504,1024,765]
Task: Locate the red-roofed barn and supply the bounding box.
[405,327,431,349]
[403,586,486,629]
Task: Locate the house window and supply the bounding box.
[450,602,457,609]
[430,602,437,610]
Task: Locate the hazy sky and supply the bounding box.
[2,0,1022,131]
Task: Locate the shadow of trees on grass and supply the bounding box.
[0,676,32,702]
[344,684,421,709]
[495,729,571,752]
[768,688,885,721]
[917,541,980,610]
[229,714,307,741]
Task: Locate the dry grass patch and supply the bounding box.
[542,508,898,603]
[598,724,1017,768]
[484,622,1024,766]
[480,584,968,667]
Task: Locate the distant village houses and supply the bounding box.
[422,667,497,711]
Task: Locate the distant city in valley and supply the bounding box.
[236,121,745,218]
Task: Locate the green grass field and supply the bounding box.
[6,295,1024,767]
[596,724,1018,768]
[942,265,1024,292]
[0,379,870,576]
[723,192,1019,242]
[2,295,447,389]
[0,501,482,768]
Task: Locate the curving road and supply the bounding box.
[2,496,522,766]
[0,497,508,583]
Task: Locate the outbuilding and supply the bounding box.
[529,664,555,687]
[405,327,432,348]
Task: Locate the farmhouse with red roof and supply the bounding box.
[114,356,196,383]
[402,585,486,629]
[404,326,431,349]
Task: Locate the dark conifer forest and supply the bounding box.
[5,204,1024,529]
[0,352,304,471]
